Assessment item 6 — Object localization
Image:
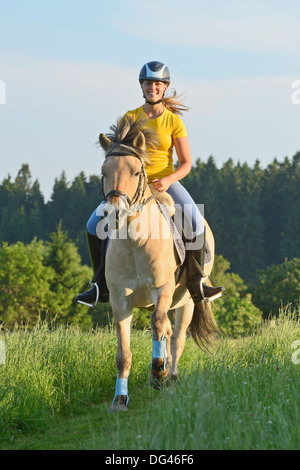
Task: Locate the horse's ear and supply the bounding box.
[133,131,146,151]
[99,133,112,151]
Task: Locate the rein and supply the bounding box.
[103,151,160,213]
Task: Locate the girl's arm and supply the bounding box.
[152,136,192,192]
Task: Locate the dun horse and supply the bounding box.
[98,115,219,412]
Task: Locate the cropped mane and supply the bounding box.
[102,114,158,164]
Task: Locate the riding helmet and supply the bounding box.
[139,61,170,85]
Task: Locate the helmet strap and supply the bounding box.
[145,98,163,105]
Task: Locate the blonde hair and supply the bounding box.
[162,89,190,115]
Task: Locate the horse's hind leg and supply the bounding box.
[170,299,194,381]
[110,313,132,412]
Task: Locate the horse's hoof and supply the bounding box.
[150,358,170,390]
[109,395,129,412]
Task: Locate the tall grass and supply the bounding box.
[0,310,299,449]
[0,322,122,438]
[128,312,300,450]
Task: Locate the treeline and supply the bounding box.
[0,164,102,267]
[1,157,300,332]
[0,224,117,329]
[0,228,263,336]
[183,152,300,282]
[1,154,300,283]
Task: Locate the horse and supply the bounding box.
[97,115,219,412]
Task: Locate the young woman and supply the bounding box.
[75,61,223,307]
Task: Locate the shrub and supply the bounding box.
[211,255,262,337]
[250,258,300,318]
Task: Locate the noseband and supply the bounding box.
[103,151,156,212]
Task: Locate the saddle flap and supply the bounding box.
[155,198,186,265]
[155,198,212,267]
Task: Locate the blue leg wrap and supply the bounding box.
[113,378,129,406]
[151,334,168,370]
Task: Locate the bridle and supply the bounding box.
[102,150,159,213]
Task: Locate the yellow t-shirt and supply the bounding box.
[124,106,187,182]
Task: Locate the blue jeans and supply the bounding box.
[87,181,204,244]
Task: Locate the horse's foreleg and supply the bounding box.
[170,299,194,381]
[151,283,173,340]
[150,284,173,389]
[110,314,132,412]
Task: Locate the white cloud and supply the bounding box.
[112,0,300,54]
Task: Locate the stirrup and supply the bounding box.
[76,281,99,308]
[200,277,224,303]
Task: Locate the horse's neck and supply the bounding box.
[126,196,160,245]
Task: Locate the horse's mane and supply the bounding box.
[104,114,158,164]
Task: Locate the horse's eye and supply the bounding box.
[134,171,141,177]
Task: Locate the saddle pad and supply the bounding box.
[155,199,211,266]
[155,199,186,265]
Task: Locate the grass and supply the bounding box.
[0,310,299,450]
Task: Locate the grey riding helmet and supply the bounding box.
[139,61,170,85]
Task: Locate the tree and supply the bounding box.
[0,226,93,328]
[230,161,265,281]
[250,258,300,318]
[0,239,55,325]
[211,255,262,337]
[0,164,45,244]
[279,153,300,261]
[43,223,93,326]
[46,172,70,235]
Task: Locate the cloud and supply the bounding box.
[111,0,300,54]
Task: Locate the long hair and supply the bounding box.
[162,89,190,115]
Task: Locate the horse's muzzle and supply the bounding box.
[103,201,127,230]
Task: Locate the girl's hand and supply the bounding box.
[151,177,172,193]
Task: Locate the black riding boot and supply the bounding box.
[186,239,224,303]
[75,230,109,307]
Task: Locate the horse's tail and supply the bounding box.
[190,301,220,351]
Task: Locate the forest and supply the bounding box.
[1,153,300,333]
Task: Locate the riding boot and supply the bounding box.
[75,230,109,307]
[186,236,224,303]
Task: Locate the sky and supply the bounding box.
[0,0,300,201]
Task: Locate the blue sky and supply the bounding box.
[1,0,300,200]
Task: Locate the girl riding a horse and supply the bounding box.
[76,61,223,308]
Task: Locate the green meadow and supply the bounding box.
[0,310,299,450]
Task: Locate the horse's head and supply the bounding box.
[99,115,158,230]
